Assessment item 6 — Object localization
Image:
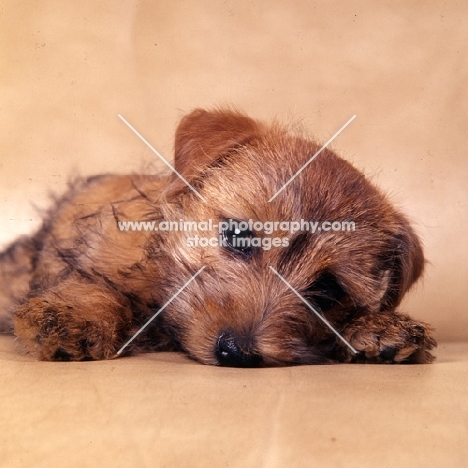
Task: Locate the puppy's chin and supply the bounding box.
[166,304,336,368]
[182,334,334,368]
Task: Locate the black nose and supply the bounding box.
[216,333,262,367]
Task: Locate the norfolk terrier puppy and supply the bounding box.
[0,108,436,365]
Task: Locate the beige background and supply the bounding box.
[1,1,467,341]
[0,2,467,467]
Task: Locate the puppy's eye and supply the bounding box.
[221,219,253,256]
[305,272,346,311]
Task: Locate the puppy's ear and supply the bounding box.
[379,221,425,311]
[174,108,262,177]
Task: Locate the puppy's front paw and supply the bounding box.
[14,297,126,361]
[342,312,437,364]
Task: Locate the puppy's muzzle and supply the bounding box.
[216,332,262,368]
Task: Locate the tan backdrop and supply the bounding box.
[1,0,467,342]
[1,3,467,468]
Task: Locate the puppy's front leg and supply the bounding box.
[340,311,437,364]
[14,276,133,361]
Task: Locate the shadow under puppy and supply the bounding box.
[0,108,436,365]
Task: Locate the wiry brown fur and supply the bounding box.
[0,108,436,365]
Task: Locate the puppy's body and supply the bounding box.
[0,109,436,365]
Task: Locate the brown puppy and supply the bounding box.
[0,109,436,365]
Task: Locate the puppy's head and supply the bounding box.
[154,108,424,366]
